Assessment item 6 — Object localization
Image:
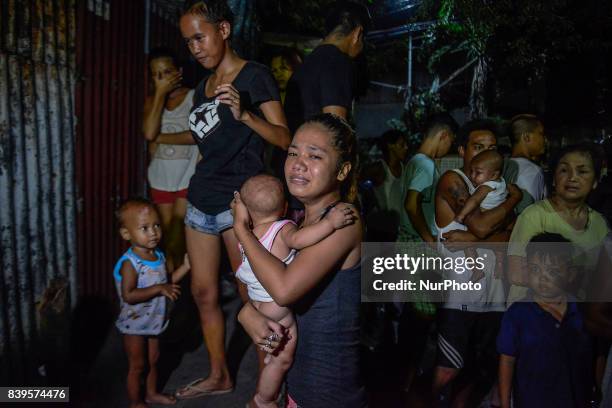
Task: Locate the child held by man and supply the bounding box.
[453,149,509,281]
[233,174,356,408]
[497,233,592,408]
[113,198,190,408]
[455,149,508,224]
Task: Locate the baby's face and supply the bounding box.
[469,162,498,185]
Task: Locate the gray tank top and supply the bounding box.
[113,248,170,335]
[287,261,365,407]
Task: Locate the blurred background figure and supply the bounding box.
[362,129,408,242]
[142,47,198,270]
[270,48,303,105]
[266,47,303,183]
[503,114,548,214]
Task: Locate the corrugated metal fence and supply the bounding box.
[75,0,146,301]
[1,0,257,385]
[0,0,78,383]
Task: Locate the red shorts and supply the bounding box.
[150,188,188,205]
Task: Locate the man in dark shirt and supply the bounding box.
[284,0,370,131]
[279,1,370,218]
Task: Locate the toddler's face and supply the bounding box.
[469,162,498,186]
[527,252,570,299]
[121,206,162,250]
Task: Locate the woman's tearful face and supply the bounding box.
[285,123,341,201]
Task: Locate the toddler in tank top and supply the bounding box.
[113,198,190,407]
[234,174,355,407]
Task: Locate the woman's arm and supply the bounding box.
[506,207,540,286]
[238,302,287,352]
[142,94,166,141]
[155,130,195,145]
[142,72,181,141]
[215,84,291,150]
[242,101,291,150]
[233,194,361,306]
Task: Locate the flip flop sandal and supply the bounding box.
[175,378,234,400]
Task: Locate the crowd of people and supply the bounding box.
[108,0,612,407]
[366,115,611,408]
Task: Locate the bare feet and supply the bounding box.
[175,376,234,399]
[145,392,177,405]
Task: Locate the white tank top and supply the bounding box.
[435,168,505,312]
[147,89,199,191]
[373,161,405,213]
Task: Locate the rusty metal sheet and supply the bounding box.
[1,0,77,384]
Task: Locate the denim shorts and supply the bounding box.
[184,203,233,235]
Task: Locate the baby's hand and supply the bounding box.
[470,268,485,283]
[326,203,356,229]
[159,283,181,301]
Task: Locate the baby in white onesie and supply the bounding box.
[455,149,508,224]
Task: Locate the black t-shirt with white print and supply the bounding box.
[187,62,280,215]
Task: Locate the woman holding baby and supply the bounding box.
[233,113,366,407]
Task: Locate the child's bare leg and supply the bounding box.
[251,301,297,408]
[236,280,268,373]
[124,334,148,408]
[144,337,176,405]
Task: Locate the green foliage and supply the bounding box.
[416,0,604,80]
[404,0,612,122]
